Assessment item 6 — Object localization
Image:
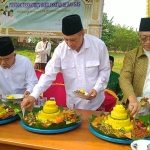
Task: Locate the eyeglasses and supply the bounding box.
[140,36,150,42]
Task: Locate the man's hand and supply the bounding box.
[128,95,141,117]
[23,91,30,98]
[21,96,36,111]
[86,89,97,100]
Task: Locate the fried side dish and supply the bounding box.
[62,109,79,123]
[0,105,16,119]
[92,116,125,138]
[24,112,37,126]
[131,120,150,138]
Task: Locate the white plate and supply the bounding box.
[131,140,150,150]
[137,97,150,105]
[72,91,93,100]
[5,94,23,101]
[137,97,150,116]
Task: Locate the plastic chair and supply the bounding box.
[97,89,118,112]
[35,69,44,80]
[43,84,67,107]
[35,70,66,107]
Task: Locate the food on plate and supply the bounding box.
[131,119,150,138]
[104,105,133,132]
[23,100,80,128]
[139,97,149,106]
[0,106,6,116]
[6,95,15,99]
[80,88,85,94]
[90,104,150,139]
[24,112,37,126]
[73,89,94,100]
[37,100,63,122]
[62,109,78,123]
[0,105,16,119]
[75,88,85,95]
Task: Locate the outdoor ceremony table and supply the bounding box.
[0,109,131,150]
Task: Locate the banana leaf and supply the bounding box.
[87,114,97,123]
[135,114,150,126]
[22,119,80,130]
[0,100,21,111]
[87,112,106,124]
[0,100,81,129]
[18,105,81,130]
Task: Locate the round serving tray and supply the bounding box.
[89,125,150,144]
[21,121,81,134]
[0,115,19,125]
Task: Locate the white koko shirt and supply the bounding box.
[0,55,38,97]
[142,49,150,98]
[31,34,110,110]
[35,41,51,63]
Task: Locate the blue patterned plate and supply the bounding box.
[0,115,19,125]
[21,121,81,134]
[89,125,137,144]
[131,140,150,150]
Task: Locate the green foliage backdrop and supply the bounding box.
[101,13,140,52]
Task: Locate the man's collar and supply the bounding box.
[84,34,90,49]
[137,46,145,57]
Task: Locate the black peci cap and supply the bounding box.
[0,37,14,56]
[139,18,150,31]
[62,14,83,35]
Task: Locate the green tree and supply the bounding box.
[101,13,140,52]
[101,13,115,48]
[110,25,140,52]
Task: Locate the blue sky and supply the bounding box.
[103,0,147,30]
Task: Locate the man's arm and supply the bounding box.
[21,47,61,111]
[119,52,141,116]
[119,52,135,99]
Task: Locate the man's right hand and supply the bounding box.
[128,95,141,117]
[21,96,36,111]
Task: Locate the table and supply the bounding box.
[0,109,131,150]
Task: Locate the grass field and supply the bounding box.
[16,50,125,74]
[109,52,125,73]
[16,50,36,65]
